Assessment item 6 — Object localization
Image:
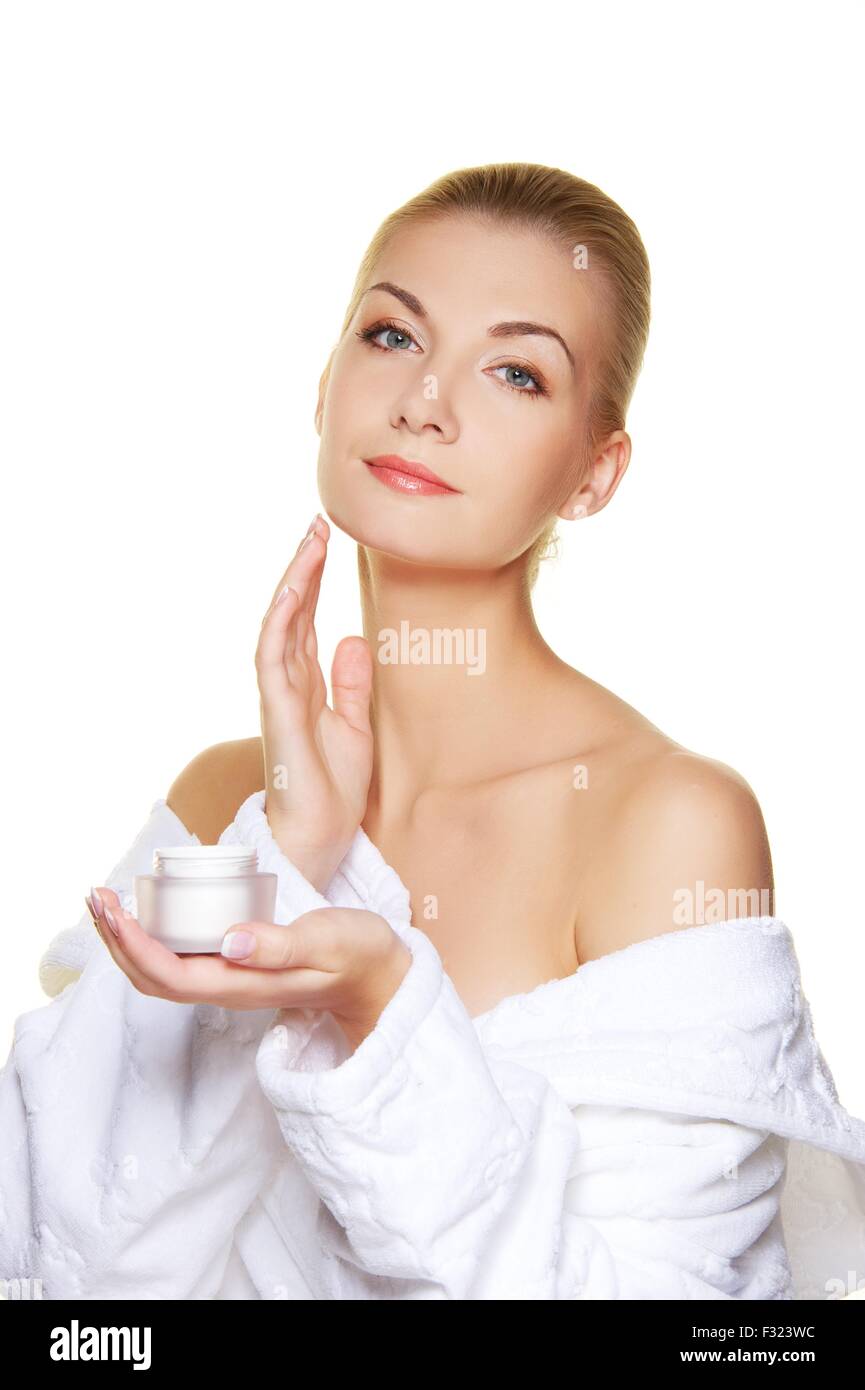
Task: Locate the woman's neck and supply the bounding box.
[357,545,572,822]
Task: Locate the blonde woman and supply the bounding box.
[4,164,865,1301]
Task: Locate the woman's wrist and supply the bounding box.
[330,936,412,1054]
[266,812,354,894]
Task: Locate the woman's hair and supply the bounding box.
[331,162,651,589]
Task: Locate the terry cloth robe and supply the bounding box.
[2,789,864,1301]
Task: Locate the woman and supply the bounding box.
[3,163,865,1301]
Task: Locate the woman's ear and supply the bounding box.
[559,497,591,521]
[560,430,631,521]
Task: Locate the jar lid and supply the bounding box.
[156,845,257,859]
[153,844,259,877]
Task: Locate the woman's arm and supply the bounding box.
[253,912,792,1299]
[245,761,791,1299]
[0,787,345,1300]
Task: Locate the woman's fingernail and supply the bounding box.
[90,886,104,915]
[84,895,99,926]
[221,929,256,960]
[103,907,121,937]
[275,584,291,606]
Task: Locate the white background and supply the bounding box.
[1,2,862,1112]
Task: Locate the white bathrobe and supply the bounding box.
[2,790,864,1301]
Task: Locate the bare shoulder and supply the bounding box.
[575,743,775,965]
[165,736,264,843]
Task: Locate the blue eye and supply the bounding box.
[489,364,546,398]
[355,317,549,399]
[356,319,420,353]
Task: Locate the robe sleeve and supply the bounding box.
[0,791,346,1299]
[559,1103,792,1299]
[256,929,793,1299]
[249,799,795,1299]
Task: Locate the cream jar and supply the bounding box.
[134,845,277,953]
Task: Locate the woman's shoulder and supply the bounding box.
[552,663,768,809]
[560,677,775,965]
[165,736,264,843]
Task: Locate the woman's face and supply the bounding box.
[316,215,611,571]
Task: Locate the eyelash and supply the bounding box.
[354,317,550,400]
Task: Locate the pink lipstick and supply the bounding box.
[364,455,461,496]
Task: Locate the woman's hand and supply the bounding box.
[85,887,412,1052]
[256,512,375,893]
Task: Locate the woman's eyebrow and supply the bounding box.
[363,281,576,374]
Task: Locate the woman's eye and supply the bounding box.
[355,319,420,353]
[356,320,548,399]
[490,364,547,398]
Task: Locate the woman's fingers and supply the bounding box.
[85,888,171,997]
[302,544,326,662]
[83,890,389,1016]
[217,907,393,1012]
[257,529,327,690]
[291,531,327,654]
[263,513,328,620]
[330,636,374,736]
[281,514,328,646]
[86,885,239,1002]
[265,513,326,611]
[220,907,348,972]
[258,582,301,682]
[84,885,271,1004]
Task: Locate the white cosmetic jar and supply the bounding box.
[134,845,277,953]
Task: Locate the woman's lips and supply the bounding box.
[363,456,461,496]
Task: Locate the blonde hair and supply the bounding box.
[329,162,651,588]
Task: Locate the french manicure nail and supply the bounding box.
[103,907,120,937]
[90,886,104,915]
[221,929,256,959]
